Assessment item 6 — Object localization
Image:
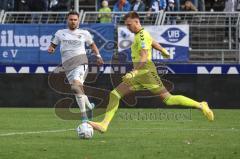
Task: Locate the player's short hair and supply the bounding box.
[67,11,79,18]
[124,11,140,21]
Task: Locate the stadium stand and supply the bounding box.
[0,10,239,63]
[80,11,163,25]
[1,11,74,24]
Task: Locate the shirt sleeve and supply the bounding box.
[51,30,60,45]
[138,31,152,50]
[85,30,94,45]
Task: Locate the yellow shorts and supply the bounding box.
[123,68,165,94]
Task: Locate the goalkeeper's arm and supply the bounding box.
[152,40,170,58]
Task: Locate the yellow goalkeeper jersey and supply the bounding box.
[125,28,165,94]
[131,28,153,67]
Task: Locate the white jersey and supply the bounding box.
[51,28,94,63]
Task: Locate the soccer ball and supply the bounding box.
[76,122,94,139]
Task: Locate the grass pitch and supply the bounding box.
[0,108,239,159]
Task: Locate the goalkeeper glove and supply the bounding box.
[122,70,138,83]
[161,48,170,59]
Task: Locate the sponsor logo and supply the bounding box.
[2,65,240,74]
[156,65,175,74]
[161,27,186,43]
[0,30,51,51]
[152,47,175,60]
[197,66,240,74]
[2,65,128,74]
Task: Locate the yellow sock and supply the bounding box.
[102,89,122,125]
[163,95,200,109]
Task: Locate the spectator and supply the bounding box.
[149,0,167,12]
[49,0,58,9]
[181,0,203,11]
[206,0,225,11]
[50,0,72,11]
[97,0,110,11]
[113,0,131,12]
[167,0,175,11]
[181,0,198,11]
[237,0,240,11]
[15,0,29,11]
[223,0,237,43]
[166,0,176,24]
[144,0,151,10]
[131,0,146,12]
[98,0,112,23]
[224,0,237,12]
[198,0,205,11]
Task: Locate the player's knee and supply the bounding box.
[71,85,83,94]
[110,89,122,99]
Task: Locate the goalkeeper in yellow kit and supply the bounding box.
[88,11,214,133]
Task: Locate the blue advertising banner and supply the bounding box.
[0,23,115,64]
[1,64,240,74]
[118,25,189,62]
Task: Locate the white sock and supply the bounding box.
[83,95,93,109]
[75,94,88,121]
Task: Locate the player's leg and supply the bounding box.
[81,65,95,119]
[67,65,93,122]
[71,80,89,122]
[88,82,134,133]
[142,68,214,121]
[103,82,133,124]
[159,89,201,108]
[157,86,214,121]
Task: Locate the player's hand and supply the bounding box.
[161,48,170,59]
[48,47,55,54]
[122,70,138,82]
[96,54,104,65]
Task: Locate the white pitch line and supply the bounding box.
[0,129,75,137]
[0,127,238,137]
[112,127,240,132]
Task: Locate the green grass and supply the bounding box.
[0,108,240,159]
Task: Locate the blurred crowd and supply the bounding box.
[0,0,72,11]
[0,0,239,12]
[101,0,240,12]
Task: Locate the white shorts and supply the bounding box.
[65,65,88,84]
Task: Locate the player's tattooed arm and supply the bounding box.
[90,43,104,65]
[48,43,57,54]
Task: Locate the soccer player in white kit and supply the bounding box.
[48,11,104,122]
